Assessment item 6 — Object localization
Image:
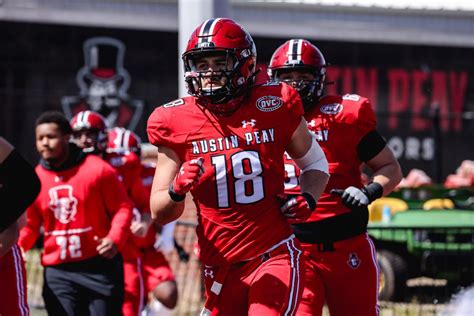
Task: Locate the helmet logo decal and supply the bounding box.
[48,185,78,224]
[62,37,144,131]
[320,103,343,115]
[256,96,283,112]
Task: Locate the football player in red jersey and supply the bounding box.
[106,127,150,316]
[70,112,149,316]
[70,110,108,156]
[147,18,329,316]
[268,39,403,316]
[0,137,41,316]
[139,153,178,316]
[18,111,133,316]
[105,127,178,316]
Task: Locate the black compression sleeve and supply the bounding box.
[357,130,386,162]
[0,150,41,232]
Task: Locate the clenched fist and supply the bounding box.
[279,193,316,224]
[169,157,205,201]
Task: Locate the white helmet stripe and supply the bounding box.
[123,130,131,149]
[208,18,222,40]
[288,39,302,63]
[297,39,303,59]
[198,18,222,44]
[82,111,90,127]
[198,19,214,43]
[287,39,295,62]
[76,111,84,128]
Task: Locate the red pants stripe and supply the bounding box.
[203,236,305,316]
[0,244,29,316]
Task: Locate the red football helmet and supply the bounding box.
[70,110,108,154]
[182,18,257,115]
[268,39,327,110]
[106,127,142,155]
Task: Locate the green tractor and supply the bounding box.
[368,187,474,301]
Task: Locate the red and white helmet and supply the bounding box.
[70,110,108,153]
[106,127,142,155]
[268,39,327,109]
[182,18,257,115]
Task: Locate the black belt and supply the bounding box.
[291,207,368,249]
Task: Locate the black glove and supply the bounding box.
[331,182,383,210]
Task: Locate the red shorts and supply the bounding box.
[297,233,379,316]
[123,258,145,316]
[141,249,175,295]
[203,236,305,316]
[0,244,29,316]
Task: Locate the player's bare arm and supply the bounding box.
[150,146,186,225]
[0,137,14,163]
[287,118,329,201]
[365,145,403,195]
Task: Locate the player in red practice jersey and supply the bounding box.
[106,127,177,316]
[106,127,150,316]
[70,110,108,156]
[268,39,403,316]
[147,18,329,316]
[139,159,178,316]
[70,112,147,316]
[19,111,133,316]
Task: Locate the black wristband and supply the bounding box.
[361,182,383,203]
[302,192,317,211]
[168,183,186,202]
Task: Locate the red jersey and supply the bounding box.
[18,154,133,266]
[284,94,377,222]
[105,152,150,213]
[105,151,153,256]
[147,83,304,266]
[133,161,158,249]
[140,161,156,198]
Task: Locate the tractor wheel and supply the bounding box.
[377,250,408,301]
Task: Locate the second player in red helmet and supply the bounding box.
[147,18,329,315]
[70,110,108,155]
[105,127,178,316]
[269,39,402,316]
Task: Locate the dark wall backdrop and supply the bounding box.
[1,21,473,181]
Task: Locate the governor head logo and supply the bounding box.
[347,253,361,269]
[256,96,283,112]
[48,185,78,224]
[61,37,144,131]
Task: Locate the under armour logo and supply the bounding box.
[242,119,256,128]
[307,120,316,128]
[347,253,361,269]
[204,268,214,279]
